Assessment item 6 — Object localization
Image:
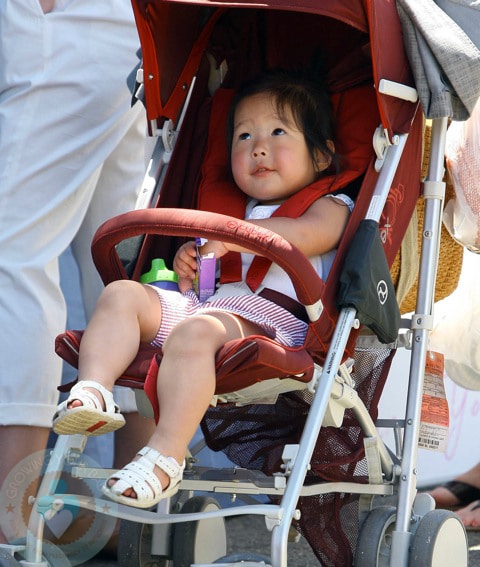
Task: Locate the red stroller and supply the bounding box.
[2,1,477,566]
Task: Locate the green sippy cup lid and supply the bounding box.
[140,258,179,284]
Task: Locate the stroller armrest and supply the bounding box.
[91,208,324,311]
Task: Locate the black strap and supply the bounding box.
[258,288,309,324]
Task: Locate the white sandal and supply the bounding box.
[101,446,185,509]
[52,380,125,436]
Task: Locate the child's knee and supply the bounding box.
[97,279,144,309]
[164,316,220,354]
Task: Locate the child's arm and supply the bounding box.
[173,196,350,291]
[200,195,350,258]
[250,196,351,258]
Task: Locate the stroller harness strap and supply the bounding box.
[258,287,309,323]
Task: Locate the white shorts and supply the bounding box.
[0,0,147,426]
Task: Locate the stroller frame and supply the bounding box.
[0,2,473,566]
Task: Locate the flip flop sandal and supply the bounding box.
[101,446,185,509]
[434,480,480,509]
[52,380,126,436]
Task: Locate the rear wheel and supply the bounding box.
[214,552,272,565]
[172,496,227,566]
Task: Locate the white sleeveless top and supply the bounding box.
[240,195,354,299]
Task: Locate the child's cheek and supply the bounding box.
[230,151,245,186]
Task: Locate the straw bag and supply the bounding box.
[390,123,463,314]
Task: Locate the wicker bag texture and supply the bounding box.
[390,123,463,314]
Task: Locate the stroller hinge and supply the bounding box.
[323,378,359,428]
[152,118,175,155]
[373,126,395,171]
[280,444,307,477]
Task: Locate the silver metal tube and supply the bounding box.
[389,117,449,567]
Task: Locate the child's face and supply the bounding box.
[230,92,320,204]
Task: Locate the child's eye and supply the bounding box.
[272,128,286,136]
[238,132,251,140]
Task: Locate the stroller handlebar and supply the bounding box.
[91,208,325,308]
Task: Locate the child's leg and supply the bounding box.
[105,312,264,503]
[53,280,162,435]
[77,279,162,388]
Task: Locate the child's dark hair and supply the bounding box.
[227,68,337,176]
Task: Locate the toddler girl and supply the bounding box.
[53,69,354,508]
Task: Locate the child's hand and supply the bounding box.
[173,241,197,292]
[199,239,229,258]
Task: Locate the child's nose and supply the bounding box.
[252,144,267,158]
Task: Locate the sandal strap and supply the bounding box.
[108,460,163,501]
[69,380,120,414]
[106,447,184,503]
[137,447,183,480]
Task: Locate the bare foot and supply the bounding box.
[456,500,480,528]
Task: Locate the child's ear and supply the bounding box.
[314,140,335,172]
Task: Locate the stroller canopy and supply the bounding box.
[133,0,419,139]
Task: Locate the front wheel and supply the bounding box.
[118,520,172,567]
[9,540,70,567]
[0,549,21,567]
[409,509,468,566]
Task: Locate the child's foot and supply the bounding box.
[52,380,125,436]
[101,447,184,509]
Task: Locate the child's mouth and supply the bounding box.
[253,167,272,176]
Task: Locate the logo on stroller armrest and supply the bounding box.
[226,220,272,243]
[377,280,389,305]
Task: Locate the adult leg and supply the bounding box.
[428,462,480,509]
[0,0,144,542]
[0,427,50,544]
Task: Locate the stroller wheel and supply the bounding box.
[172,496,227,566]
[117,520,172,567]
[354,505,397,567]
[0,549,21,567]
[409,509,468,567]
